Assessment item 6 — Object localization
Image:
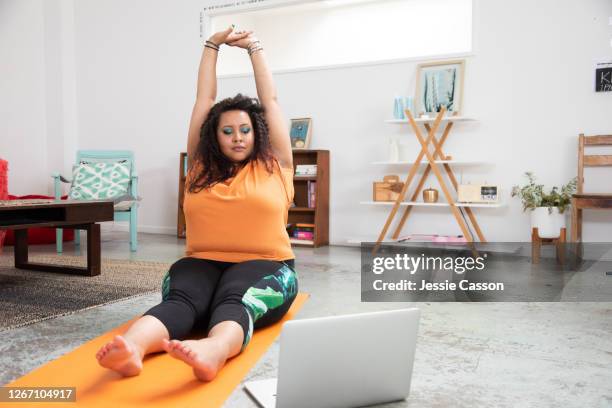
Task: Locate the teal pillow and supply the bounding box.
[69,161,130,200]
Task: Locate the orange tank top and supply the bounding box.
[183,158,295,263]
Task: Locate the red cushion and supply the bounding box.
[0,159,7,250]
[3,194,75,245]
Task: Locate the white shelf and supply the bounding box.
[385,116,476,124]
[360,201,504,208]
[371,160,488,166]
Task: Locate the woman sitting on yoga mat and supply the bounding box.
[96,26,298,381]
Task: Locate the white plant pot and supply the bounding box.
[530,207,566,239]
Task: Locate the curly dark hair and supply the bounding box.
[188,94,275,193]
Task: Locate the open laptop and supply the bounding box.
[244,308,420,408]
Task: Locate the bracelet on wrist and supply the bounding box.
[247,41,263,56]
[205,40,220,51]
[248,47,263,56]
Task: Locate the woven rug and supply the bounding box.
[0,255,170,331]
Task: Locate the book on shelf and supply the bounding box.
[307,181,317,208]
[295,223,315,229]
[287,222,315,239]
[295,231,314,240]
[295,164,317,176]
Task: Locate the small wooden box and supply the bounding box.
[373,175,404,202]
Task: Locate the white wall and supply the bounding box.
[4,0,612,242]
[0,0,48,195]
[73,0,202,234]
[0,0,78,196]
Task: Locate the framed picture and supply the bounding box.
[415,59,465,116]
[595,61,612,92]
[289,118,312,149]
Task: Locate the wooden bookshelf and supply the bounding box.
[289,149,329,248]
[177,149,330,248]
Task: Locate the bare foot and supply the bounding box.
[96,335,143,377]
[162,338,229,381]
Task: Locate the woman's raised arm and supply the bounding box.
[228,35,293,169]
[186,26,251,166]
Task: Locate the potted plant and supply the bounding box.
[511,172,577,238]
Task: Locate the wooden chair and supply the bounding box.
[52,150,139,252]
[571,134,612,242]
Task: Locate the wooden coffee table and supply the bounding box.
[0,199,114,276]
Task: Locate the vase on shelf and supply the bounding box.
[404,96,414,115]
[393,97,405,120]
[422,188,439,203]
[388,137,400,162]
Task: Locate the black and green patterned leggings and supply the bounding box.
[143,257,298,351]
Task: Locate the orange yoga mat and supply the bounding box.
[5,293,309,408]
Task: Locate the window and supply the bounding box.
[206,0,473,76]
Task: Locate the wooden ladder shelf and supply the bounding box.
[374,107,487,252]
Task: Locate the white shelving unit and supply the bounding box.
[361,108,502,246]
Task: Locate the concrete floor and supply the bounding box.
[1,231,611,407]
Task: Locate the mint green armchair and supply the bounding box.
[52,150,139,252]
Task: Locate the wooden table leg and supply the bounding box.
[86,223,101,276]
[12,223,101,277]
[14,229,29,268]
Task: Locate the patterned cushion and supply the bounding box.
[69,161,130,200]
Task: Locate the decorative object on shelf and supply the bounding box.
[404,96,414,114]
[398,143,411,162]
[511,172,577,239]
[393,97,405,120]
[290,118,312,149]
[422,188,439,203]
[458,183,499,203]
[393,97,415,120]
[295,164,317,176]
[388,137,400,162]
[373,175,404,202]
[415,59,465,116]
